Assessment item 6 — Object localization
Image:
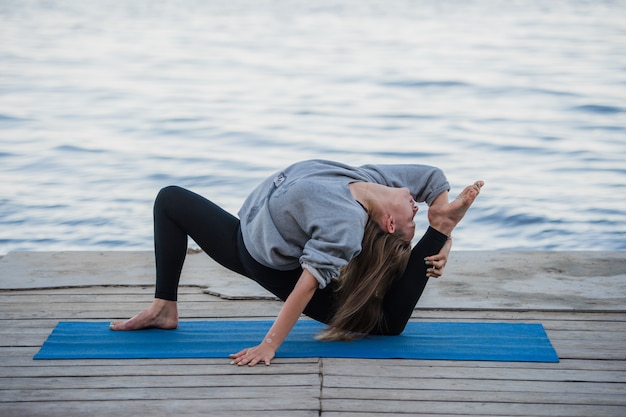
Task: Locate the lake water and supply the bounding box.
[1,0,625,255]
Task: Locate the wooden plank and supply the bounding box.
[0,293,216,303]
[0,319,63,329]
[0,316,284,329]
[0,286,202,296]
[0,327,51,336]
[322,375,625,395]
[412,310,626,321]
[0,348,315,366]
[547,330,626,341]
[3,288,625,318]
[322,364,626,384]
[548,337,626,353]
[321,387,626,406]
[548,347,625,360]
[0,304,283,319]
[0,401,319,417]
[0,362,321,378]
[321,357,626,371]
[321,399,626,417]
[0,385,320,402]
[0,300,276,312]
[322,411,616,417]
[4,295,623,319]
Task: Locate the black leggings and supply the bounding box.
[153,186,448,335]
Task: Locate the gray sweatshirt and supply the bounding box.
[238,159,449,288]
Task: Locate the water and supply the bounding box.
[1,0,625,255]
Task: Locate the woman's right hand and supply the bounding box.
[230,343,275,367]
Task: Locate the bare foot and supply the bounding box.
[428,181,484,236]
[110,298,179,331]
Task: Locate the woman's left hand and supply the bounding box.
[230,343,275,367]
[425,237,453,278]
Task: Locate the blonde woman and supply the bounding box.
[111,159,483,367]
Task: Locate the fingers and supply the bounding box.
[426,266,443,278]
[229,348,272,367]
[425,257,446,269]
[425,258,446,278]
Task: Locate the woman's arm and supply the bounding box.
[229,268,319,367]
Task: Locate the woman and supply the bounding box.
[111,159,483,367]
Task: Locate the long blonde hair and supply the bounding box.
[316,217,412,341]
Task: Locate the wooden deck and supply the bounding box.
[1,284,624,417]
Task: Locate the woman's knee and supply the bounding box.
[154,186,185,211]
[156,185,185,201]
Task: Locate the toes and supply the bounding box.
[109,321,125,330]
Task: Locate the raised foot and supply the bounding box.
[428,180,484,236]
[109,299,179,331]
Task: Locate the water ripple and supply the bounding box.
[571,104,625,114]
[53,145,106,153]
[381,80,472,89]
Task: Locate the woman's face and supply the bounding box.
[390,187,419,242]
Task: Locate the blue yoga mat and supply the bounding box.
[34,320,559,362]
